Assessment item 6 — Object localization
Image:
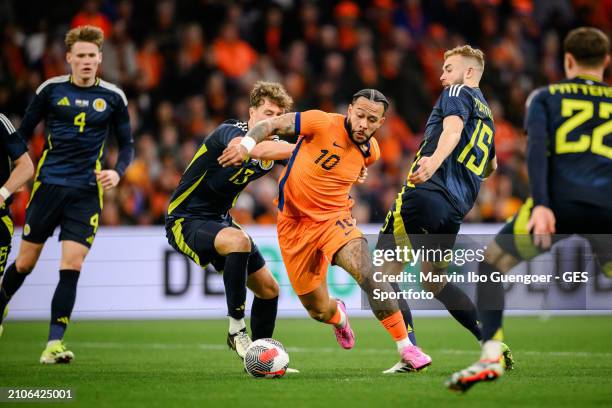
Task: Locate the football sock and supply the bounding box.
[381,311,411,347]
[48,269,80,341]
[0,263,29,324]
[250,296,278,339]
[223,252,250,320]
[324,301,346,328]
[228,316,246,335]
[392,282,418,345]
[477,261,504,342]
[435,283,482,341]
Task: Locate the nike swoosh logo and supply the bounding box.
[333,141,345,149]
[344,229,354,236]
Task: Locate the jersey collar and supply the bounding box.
[69,75,100,87]
[344,117,372,158]
[575,74,603,83]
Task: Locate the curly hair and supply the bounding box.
[249,81,293,112]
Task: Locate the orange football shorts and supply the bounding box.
[277,212,363,295]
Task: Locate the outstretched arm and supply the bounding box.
[226,137,295,161]
[218,113,296,167]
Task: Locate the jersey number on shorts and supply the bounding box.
[74,112,87,133]
[556,99,612,159]
[457,119,493,176]
[335,218,354,233]
[229,167,255,185]
[314,149,341,170]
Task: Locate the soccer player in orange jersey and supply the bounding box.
[219,89,432,371]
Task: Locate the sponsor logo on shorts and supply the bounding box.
[23,224,30,236]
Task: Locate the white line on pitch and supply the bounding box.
[70,342,612,358]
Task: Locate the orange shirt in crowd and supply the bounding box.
[212,39,258,78]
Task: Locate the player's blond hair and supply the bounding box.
[444,45,485,70]
[65,25,104,51]
[249,81,293,112]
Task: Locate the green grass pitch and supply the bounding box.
[1,316,611,407]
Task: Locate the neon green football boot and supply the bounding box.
[40,340,74,364]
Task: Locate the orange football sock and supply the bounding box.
[325,307,342,326]
[381,311,408,341]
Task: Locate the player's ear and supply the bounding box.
[604,54,611,69]
[66,52,72,64]
[98,51,103,63]
[564,53,573,73]
[465,66,474,81]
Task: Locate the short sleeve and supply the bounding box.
[0,114,28,160]
[440,85,471,124]
[296,110,332,137]
[209,122,247,149]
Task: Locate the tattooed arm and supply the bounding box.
[218,113,297,167]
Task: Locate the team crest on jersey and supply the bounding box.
[93,98,107,112]
[258,159,274,170]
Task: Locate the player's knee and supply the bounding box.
[496,255,518,274]
[217,229,251,254]
[15,258,35,274]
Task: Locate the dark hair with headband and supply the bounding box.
[351,89,389,113]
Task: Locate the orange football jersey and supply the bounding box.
[276,110,380,221]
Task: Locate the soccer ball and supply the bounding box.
[244,338,289,378]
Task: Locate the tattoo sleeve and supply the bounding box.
[244,113,296,143]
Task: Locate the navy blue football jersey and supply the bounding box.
[166,120,281,220]
[525,76,611,209]
[17,75,134,189]
[0,113,29,207]
[409,84,496,216]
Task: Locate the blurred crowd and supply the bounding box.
[1,0,611,226]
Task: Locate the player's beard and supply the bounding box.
[346,119,372,145]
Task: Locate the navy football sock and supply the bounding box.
[223,252,250,320]
[477,261,504,342]
[250,296,278,340]
[48,269,80,341]
[0,263,29,324]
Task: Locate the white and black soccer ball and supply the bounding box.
[244,338,289,378]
